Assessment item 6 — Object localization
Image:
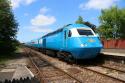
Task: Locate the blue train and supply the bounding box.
[26,24,103,59]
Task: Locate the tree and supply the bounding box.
[75,16,84,24]
[0,0,18,54]
[75,16,96,31]
[98,6,125,39]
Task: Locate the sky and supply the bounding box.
[10,0,125,42]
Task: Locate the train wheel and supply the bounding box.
[65,54,75,63]
[46,50,56,57]
[42,49,46,54]
[57,52,65,59]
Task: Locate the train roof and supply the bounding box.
[66,24,89,29]
[42,24,90,38]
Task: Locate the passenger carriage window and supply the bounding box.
[39,39,43,44]
[68,30,72,37]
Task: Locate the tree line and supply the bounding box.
[0,0,18,54]
[75,6,125,39]
[98,6,125,39]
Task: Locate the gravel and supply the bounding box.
[27,47,124,83]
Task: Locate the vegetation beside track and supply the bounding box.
[0,0,19,54]
[0,54,13,64]
[0,47,21,64]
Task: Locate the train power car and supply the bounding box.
[41,24,103,59]
[26,24,103,59]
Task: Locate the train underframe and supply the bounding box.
[26,46,99,62]
[38,48,74,61]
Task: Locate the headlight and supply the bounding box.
[81,44,87,47]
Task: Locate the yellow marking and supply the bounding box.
[88,39,95,42]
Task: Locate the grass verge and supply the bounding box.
[0,54,16,64]
[0,47,21,64]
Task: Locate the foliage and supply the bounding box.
[75,16,96,31]
[98,6,125,39]
[0,0,18,54]
[75,16,84,24]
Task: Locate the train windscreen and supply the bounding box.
[77,29,93,36]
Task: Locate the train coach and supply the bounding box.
[26,24,103,60]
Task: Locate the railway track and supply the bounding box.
[24,48,83,83]
[81,66,125,83]
[60,55,125,83]
[70,54,125,83]
[100,65,125,74]
[74,61,125,83]
[24,47,125,83]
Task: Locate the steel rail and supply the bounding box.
[24,48,45,83]
[100,65,125,73]
[26,47,125,83]
[38,56,83,83]
[82,66,125,83]
[26,48,83,83]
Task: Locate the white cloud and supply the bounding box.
[29,7,56,33]
[10,0,21,8]
[31,14,56,26]
[40,7,49,14]
[24,13,29,16]
[79,0,119,10]
[25,0,35,5]
[10,0,36,9]
[30,26,53,33]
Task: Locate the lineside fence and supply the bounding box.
[101,39,125,48]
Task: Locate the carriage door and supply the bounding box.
[43,38,46,48]
[63,30,67,48]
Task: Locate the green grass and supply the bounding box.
[0,54,13,64]
[0,47,21,64]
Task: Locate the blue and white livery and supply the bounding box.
[26,24,103,59]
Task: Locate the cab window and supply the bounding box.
[77,29,93,36]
